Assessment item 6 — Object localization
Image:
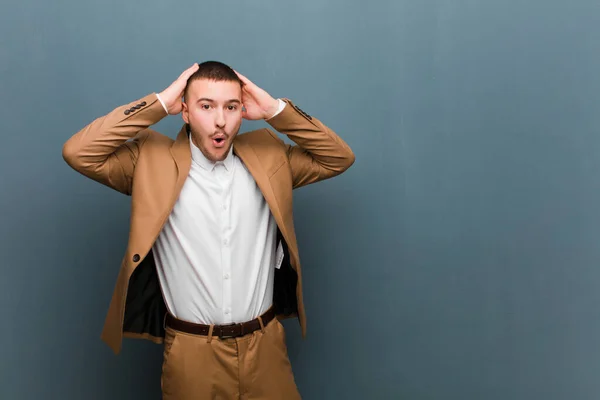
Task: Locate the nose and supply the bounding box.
[215,109,225,129]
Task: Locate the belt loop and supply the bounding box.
[207,325,214,343]
[257,316,265,333]
[163,313,168,331]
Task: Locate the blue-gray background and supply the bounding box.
[2,0,600,399]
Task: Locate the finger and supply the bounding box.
[234,70,253,86]
[240,78,256,96]
[183,63,200,79]
[234,71,266,97]
[241,86,256,103]
[178,63,199,81]
[189,62,200,73]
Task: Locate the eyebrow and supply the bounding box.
[196,98,241,104]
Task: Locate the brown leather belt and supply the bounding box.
[165,307,276,339]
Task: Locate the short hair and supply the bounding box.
[183,61,243,101]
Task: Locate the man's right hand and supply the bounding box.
[158,63,199,115]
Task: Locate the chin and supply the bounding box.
[212,146,232,161]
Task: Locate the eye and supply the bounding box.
[227,105,238,111]
[201,104,211,110]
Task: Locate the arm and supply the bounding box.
[62,94,167,195]
[235,72,355,189]
[266,99,355,189]
[62,64,199,195]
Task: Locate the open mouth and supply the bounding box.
[212,134,227,147]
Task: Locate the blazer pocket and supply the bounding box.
[161,328,179,394]
[162,329,179,373]
[267,156,287,178]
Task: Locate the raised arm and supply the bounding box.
[62,64,199,194]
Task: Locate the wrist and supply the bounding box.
[155,92,169,114]
[264,99,280,120]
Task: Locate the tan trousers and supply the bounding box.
[161,317,301,400]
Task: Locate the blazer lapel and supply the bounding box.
[170,125,192,202]
[233,139,289,245]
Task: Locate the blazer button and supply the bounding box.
[129,107,136,112]
[140,101,147,106]
[124,109,131,115]
[132,254,140,262]
[134,104,141,109]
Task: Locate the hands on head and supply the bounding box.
[159,63,279,120]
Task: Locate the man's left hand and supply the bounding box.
[235,71,280,120]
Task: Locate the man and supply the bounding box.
[63,61,355,399]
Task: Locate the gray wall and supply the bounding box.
[2,0,600,399]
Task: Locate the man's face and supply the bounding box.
[182,79,243,162]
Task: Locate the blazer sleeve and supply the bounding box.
[265,99,355,189]
[62,93,167,195]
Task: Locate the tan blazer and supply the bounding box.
[62,93,354,354]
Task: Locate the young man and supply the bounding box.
[63,61,355,399]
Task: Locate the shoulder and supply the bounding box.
[235,128,286,150]
[235,128,289,174]
[138,129,175,149]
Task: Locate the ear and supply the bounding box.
[182,101,189,124]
